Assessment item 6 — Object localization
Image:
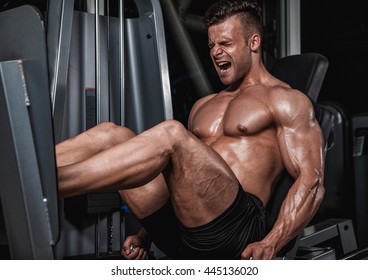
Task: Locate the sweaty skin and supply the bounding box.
[189,16,324,258]
[57,15,325,259]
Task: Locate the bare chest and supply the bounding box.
[191,94,273,139]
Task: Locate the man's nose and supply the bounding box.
[212,45,223,57]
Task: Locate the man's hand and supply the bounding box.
[241,240,277,260]
[121,235,150,260]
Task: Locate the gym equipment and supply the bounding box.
[0,0,172,259]
[53,0,173,259]
[315,102,354,223]
[0,5,59,259]
[352,114,368,248]
[298,218,357,259]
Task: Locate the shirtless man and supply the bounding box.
[56,0,325,259]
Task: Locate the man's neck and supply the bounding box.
[227,60,269,92]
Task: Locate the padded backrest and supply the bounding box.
[266,54,332,256]
[270,53,329,102]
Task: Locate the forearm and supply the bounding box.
[263,178,325,253]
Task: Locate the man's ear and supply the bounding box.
[249,34,261,52]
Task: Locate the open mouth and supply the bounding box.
[217,61,231,72]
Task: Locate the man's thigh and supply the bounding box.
[161,125,240,228]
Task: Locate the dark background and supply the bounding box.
[301,0,368,117]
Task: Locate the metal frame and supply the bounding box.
[300,218,358,258]
[0,5,60,260]
[279,0,301,57]
[352,115,368,247]
[51,0,174,258]
[0,61,55,259]
[47,0,75,143]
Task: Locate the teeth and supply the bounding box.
[217,61,230,70]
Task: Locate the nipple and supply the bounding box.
[238,124,248,133]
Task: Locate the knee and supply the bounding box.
[160,120,188,141]
[94,122,136,144]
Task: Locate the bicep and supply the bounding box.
[275,93,324,181]
[278,121,324,180]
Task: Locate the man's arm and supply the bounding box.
[242,89,325,259]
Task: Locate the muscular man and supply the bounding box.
[56,0,324,259]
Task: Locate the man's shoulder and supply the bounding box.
[267,85,315,124]
[258,74,308,99]
[244,83,309,106]
[268,84,311,105]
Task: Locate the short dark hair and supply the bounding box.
[203,0,263,39]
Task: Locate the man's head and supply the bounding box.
[203,0,263,42]
[204,0,263,87]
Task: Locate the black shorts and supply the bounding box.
[138,186,269,259]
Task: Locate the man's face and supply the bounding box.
[208,16,252,86]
